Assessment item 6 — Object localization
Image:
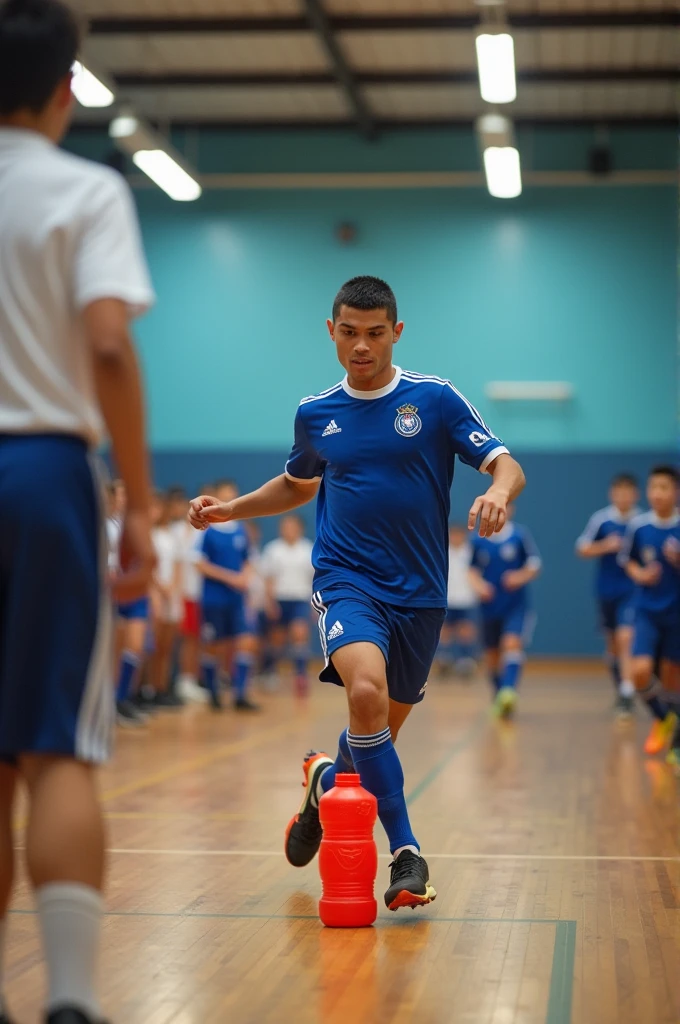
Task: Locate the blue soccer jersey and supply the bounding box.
[199,522,250,607]
[576,505,638,602]
[470,522,541,620]
[285,367,508,608]
[620,512,680,614]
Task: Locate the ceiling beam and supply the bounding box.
[302,0,376,140]
[114,68,680,88]
[88,10,679,34]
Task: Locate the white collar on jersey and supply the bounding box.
[487,522,515,544]
[341,366,403,400]
[649,510,680,528]
[606,504,640,524]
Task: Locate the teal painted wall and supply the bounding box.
[129,184,677,450]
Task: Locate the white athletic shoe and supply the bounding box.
[177,676,209,704]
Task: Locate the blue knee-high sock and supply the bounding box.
[319,728,354,797]
[348,728,419,855]
[116,650,139,703]
[201,656,218,698]
[605,652,622,693]
[233,652,253,701]
[292,644,309,677]
[490,670,502,693]
[500,651,524,690]
[640,681,669,722]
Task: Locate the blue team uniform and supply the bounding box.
[470,523,541,649]
[285,367,508,704]
[576,505,637,631]
[620,512,680,663]
[199,522,252,641]
[0,435,113,762]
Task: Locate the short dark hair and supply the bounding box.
[0,0,80,116]
[332,276,398,325]
[166,485,188,500]
[649,465,680,486]
[611,473,638,489]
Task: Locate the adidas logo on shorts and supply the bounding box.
[322,420,342,437]
[327,620,344,641]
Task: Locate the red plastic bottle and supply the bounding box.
[318,772,378,928]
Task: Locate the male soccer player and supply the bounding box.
[468,506,541,717]
[197,481,260,711]
[189,276,525,910]
[0,2,154,1021]
[438,523,478,676]
[619,466,680,759]
[261,514,315,695]
[576,474,639,716]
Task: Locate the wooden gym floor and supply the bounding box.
[6,665,680,1024]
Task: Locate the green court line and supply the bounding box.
[10,910,575,1023]
[405,708,489,806]
[546,920,576,1024]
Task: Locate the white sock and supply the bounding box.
[393,845,420,860]
[620,679,636,698]
[36,883,103,1020]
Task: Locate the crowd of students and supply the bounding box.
[106,479,315,726]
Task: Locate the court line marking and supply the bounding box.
[547,921,576,1024]
[7,907,572,924]
[90,849,680,862]
[405,709,489,806]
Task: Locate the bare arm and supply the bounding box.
[197,558,249,593]
[189,474,319,530]
[468,566,494,601]
[83,297,154,598]
[468,453,526,538]
[577,536,622,559]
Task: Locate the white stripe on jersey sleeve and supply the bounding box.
[299,383,344,406]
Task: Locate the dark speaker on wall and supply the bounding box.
[588,145,612,176]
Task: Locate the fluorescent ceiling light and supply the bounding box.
[109,114,139,139]
[483,146,522,199]
[475,33,516,104]
[132,149,202,202]
[71,62,114,108]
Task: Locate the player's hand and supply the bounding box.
[501,570,525,592]
[662,537,680,569]
[266,598,281,622]
[188,494,234,530]
[637,562,662,587]
[113,508,156,603]
[468,487,509,538]
[601,534,623,554]
[478,580,496,603]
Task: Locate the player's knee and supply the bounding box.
[630,658,651,690]
[347,678,389,732]
[501,634,523,653]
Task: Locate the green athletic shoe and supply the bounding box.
[495,686,517,719]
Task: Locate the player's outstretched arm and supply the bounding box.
[468,454,526,538]
[189,474,319,531]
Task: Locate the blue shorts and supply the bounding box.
[278,599,310,628]
[201,602,250,643]
[445,608,475,627]
[481,605,535,650]
[118,596,149,621]
[245,608,269,638]
[599,596,634,633]
[0,435,114,764]
[311,584,445,705]
[632,607,680,664]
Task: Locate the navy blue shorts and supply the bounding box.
[278,599,310,627]
[481,605,535,650]
[311,584,445,705]
[445,607,475,627]
[632,606,680,663]
[0,435,114,764]
[201,602,250,642]
[599,596,634,633]
[118,596,149,621]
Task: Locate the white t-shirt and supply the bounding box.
[447,543,477,610]
[152,525,182,622]
[0,128,154,445]
[247,546,267,613]
[106,515,122,572]
[171,520,203,602]
[260,537,315,602]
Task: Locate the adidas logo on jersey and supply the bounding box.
[327,620,344,641]
[322,420,342,437]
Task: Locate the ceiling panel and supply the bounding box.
[82,32,330,73]
[79,0,302,14]
[341,30,476,71]
[327,0,677,11]
[366,83,481,117]
[121,84,349,120]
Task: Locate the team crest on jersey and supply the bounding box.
[395,403,422,437]
[500,543,517,562]
[642,545,657,564]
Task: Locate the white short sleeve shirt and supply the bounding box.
[0,128,154,445]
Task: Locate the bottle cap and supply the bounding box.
[335,773,361,787]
